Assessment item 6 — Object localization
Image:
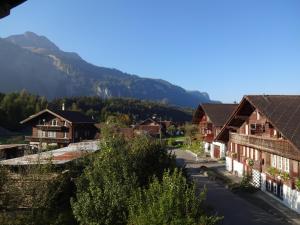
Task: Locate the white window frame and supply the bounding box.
[48,131,56,138]
[271,154,277,168]
[277,156,283,170]
[245,124,249,135]
[284,158,289,173]
[51,119,58,126]
[255,150,259,161]
[38,130,43,138]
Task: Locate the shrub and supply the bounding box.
[71,127,177,225]
[128,169,222,225]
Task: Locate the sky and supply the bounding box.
[1,0,300,103]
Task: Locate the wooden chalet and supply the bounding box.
[193,103,237,159]
[21,109,98,148]
[215,95,300,213]
[136,118,175,137]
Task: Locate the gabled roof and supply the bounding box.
[0,0,27,19]
[138,118,159,126]
[20,109,95,124]
[215,95,300,151]
[193,103,238,127]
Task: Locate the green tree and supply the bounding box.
[128,169,221,225]
[184,123,199,146]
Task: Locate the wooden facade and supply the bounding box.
[193,104,237,143]
[216,95,300,200]
[21,109,98,148]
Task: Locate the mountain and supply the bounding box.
[0,31,215,107]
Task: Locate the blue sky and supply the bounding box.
[1,0,300,103]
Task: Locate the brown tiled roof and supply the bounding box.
[216,95,300,151]
[20,109,95,124]
[193,104,238,127]
[53,110,95,123]
[246,95,300,151]
[0,0,26,19]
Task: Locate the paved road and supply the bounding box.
[171,149,291,225]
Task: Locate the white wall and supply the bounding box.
[260,172,300,214]
[233,160,244,177]
[204,142,210,153]
[212,141,226,159]
[226,157,232,172]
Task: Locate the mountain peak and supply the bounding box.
[5,31,60,51]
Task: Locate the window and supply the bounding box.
[267,180,272,191]
[246,147,249,158]
[84,130,90,137]
[48,131,56,138]
[271,154,277,167]
[250,124,256,131]
[284,158,289,172]
[279,185,283,199]
[38,130,43,137]
[243,146,246,156]
[255,150,259,161]
[51,119,58,126]
[42,131,46,137]
[273,183,277,195]
[277,156,283,170]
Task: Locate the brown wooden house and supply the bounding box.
[193,103,237,158]
[21,109,98,148]
[215,95,300,213]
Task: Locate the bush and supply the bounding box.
[71,127,177,225]
[128,169,221,225]
[71,133,136,225]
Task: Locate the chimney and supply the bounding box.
[62,103,65,111]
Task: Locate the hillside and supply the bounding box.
[0,31,215,107]
[0,91,192,131]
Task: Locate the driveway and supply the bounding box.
[171,149,291,225]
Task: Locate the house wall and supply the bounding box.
[198,115,214,143]
[27,112,97,147]
[211,141,226,159]
[225,108,300,214]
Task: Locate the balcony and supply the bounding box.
[230,132,300,160]
[25,136,71,144]
[36,125,64,131]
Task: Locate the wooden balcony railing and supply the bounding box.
[25,136,71,144]
[252,160,261,171]
[230,132,300,161]
[36,125,64,131]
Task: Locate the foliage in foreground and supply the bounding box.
[71,128,177,225]
[128,169,222,225]
[71,127,220,225]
